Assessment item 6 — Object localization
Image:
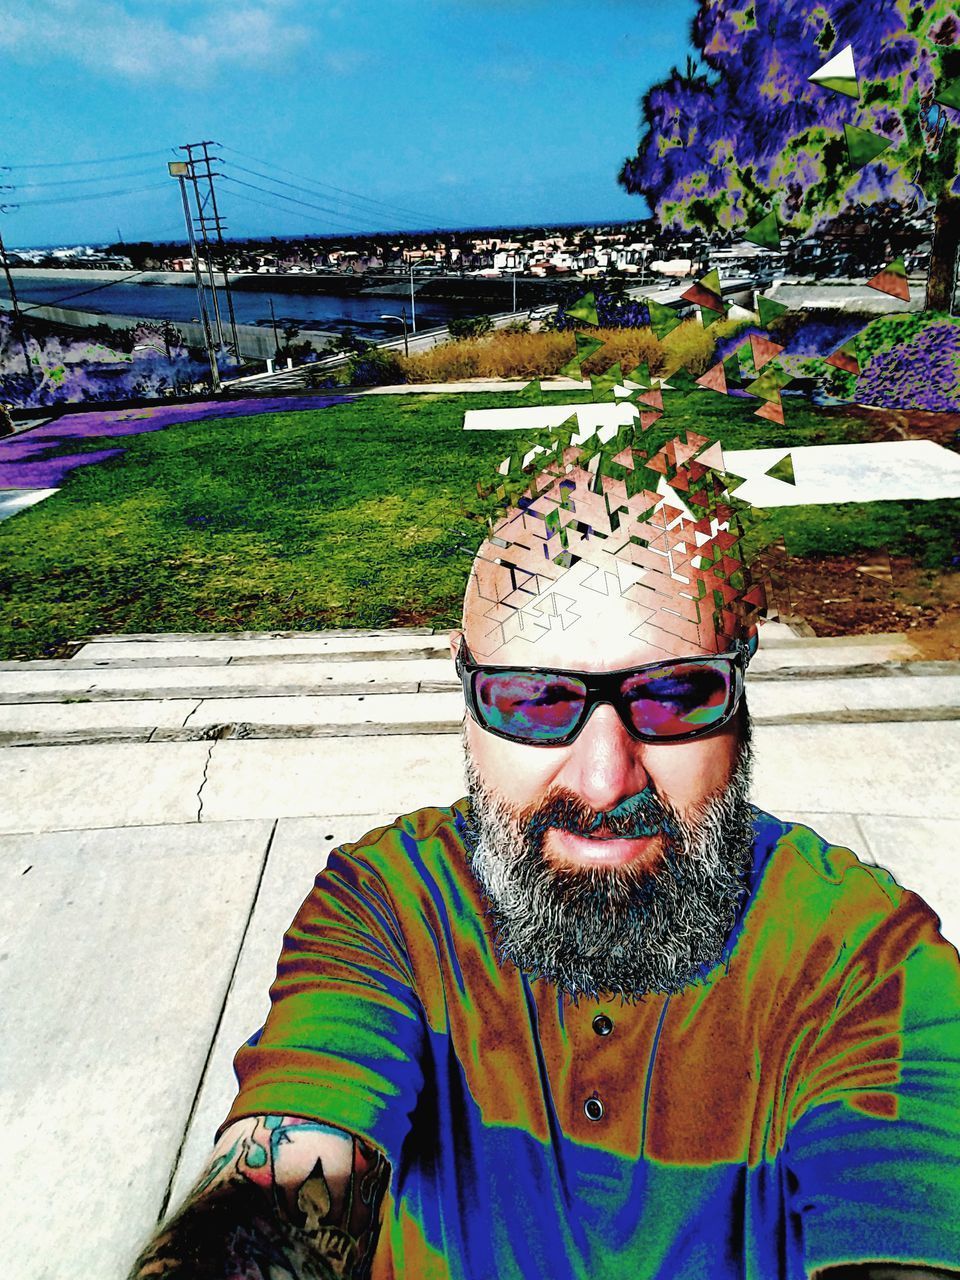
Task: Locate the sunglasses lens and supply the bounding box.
[474,671,587,743]
[622,661,732,738]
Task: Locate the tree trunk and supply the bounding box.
[926,193,960,313]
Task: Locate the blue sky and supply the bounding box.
[0,0,699,247]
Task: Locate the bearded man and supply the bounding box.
[130,452,960,1280]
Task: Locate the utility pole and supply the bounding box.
[0,223,35,394]
[168,161,221,393]
[192,141,241,360]
[409,260,417,333]
[512,270,517,313]
[269,298,281,361]
[180,142,225,351]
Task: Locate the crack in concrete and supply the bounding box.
[195,742,215,823]
[181,699,203,728]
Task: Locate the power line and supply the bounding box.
[10,168,160,190]
[219,144,442,226]
[219,174,384,233]
[221,167,400,231]
[17,271,155,315]
[8,181,171,209]
[1,148,175,172]
[215,185,337,228]
[222,159,431,229]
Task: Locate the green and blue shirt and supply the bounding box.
[225,803,960,1278]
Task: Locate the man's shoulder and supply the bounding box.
[337,800,469,860]
[323,799,473,900]
[752,807,947,949]
[756,809,896,898]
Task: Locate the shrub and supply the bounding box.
[854,320,960,411]
[803,312,960,404]
[345,347,406,387]
[399,327,675,383]
[447,314,494,340]
[549,288,653,331]
[305,367,341,390]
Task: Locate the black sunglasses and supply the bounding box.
[456,636,750,746]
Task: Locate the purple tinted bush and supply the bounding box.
[854,321,960,411]
[0,316,211,408]
[551,290,652,331]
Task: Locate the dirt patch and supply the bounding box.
[837,404,960,451]
[775,556,960,659]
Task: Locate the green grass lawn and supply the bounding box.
[1,389,957,659]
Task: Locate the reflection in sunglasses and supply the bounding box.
[471,657,736,743]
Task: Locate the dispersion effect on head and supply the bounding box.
[465,413,778,661]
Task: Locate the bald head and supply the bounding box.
[461,481,756,666]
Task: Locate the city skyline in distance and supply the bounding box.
[0,1,700,247]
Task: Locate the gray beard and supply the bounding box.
[462,717,756,1002]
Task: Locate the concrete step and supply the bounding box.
[0,656,456,704]
[0,629,949,750]
[67,632,451,665]
[3,720,959,835]
[0,673,956,747]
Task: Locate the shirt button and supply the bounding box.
[592,1013,613,1037]
[583,1093,604,1122]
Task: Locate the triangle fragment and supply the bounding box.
[824,342,860,374]
[645,296,682,338]
[682,282,725,311]
[751,333,786,370]
[866,256,910,301]
[844,123,893,169]
[696,361,728,394]
[744,210,781,250]
[936,78,960,112]
[808,43,859,99]
[636,387,664,410]
[695,441,725,470]
[764,452,796,485]
[565,292,600,326]
[558,333,604,379]
[700,305,726,329]
[754,398,785,425]
[624,360,650,387]
[745,366,792,401]
[757,295,789,328]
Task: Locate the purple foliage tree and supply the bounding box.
[619,0,960,311]
[0,315,210,408]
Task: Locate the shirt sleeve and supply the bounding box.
[784,886,960,1274]
[221,846,426,1166]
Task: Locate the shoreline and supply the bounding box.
[7,266,569,305]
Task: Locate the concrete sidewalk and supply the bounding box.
[2,626,959,1279]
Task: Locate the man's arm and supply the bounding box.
[129,1114,390,1280]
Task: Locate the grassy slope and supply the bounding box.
[0,389,956,659]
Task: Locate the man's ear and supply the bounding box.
[448,628,464,663]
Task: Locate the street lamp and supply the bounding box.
[380,308,409,356]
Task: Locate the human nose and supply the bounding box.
[558,702,651,812]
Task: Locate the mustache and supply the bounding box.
[522,786,682,842]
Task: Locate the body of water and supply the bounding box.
[1,275,501,341]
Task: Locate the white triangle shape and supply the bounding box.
[809,43,856,85]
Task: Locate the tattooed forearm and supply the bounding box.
[129,1115,390,1280]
